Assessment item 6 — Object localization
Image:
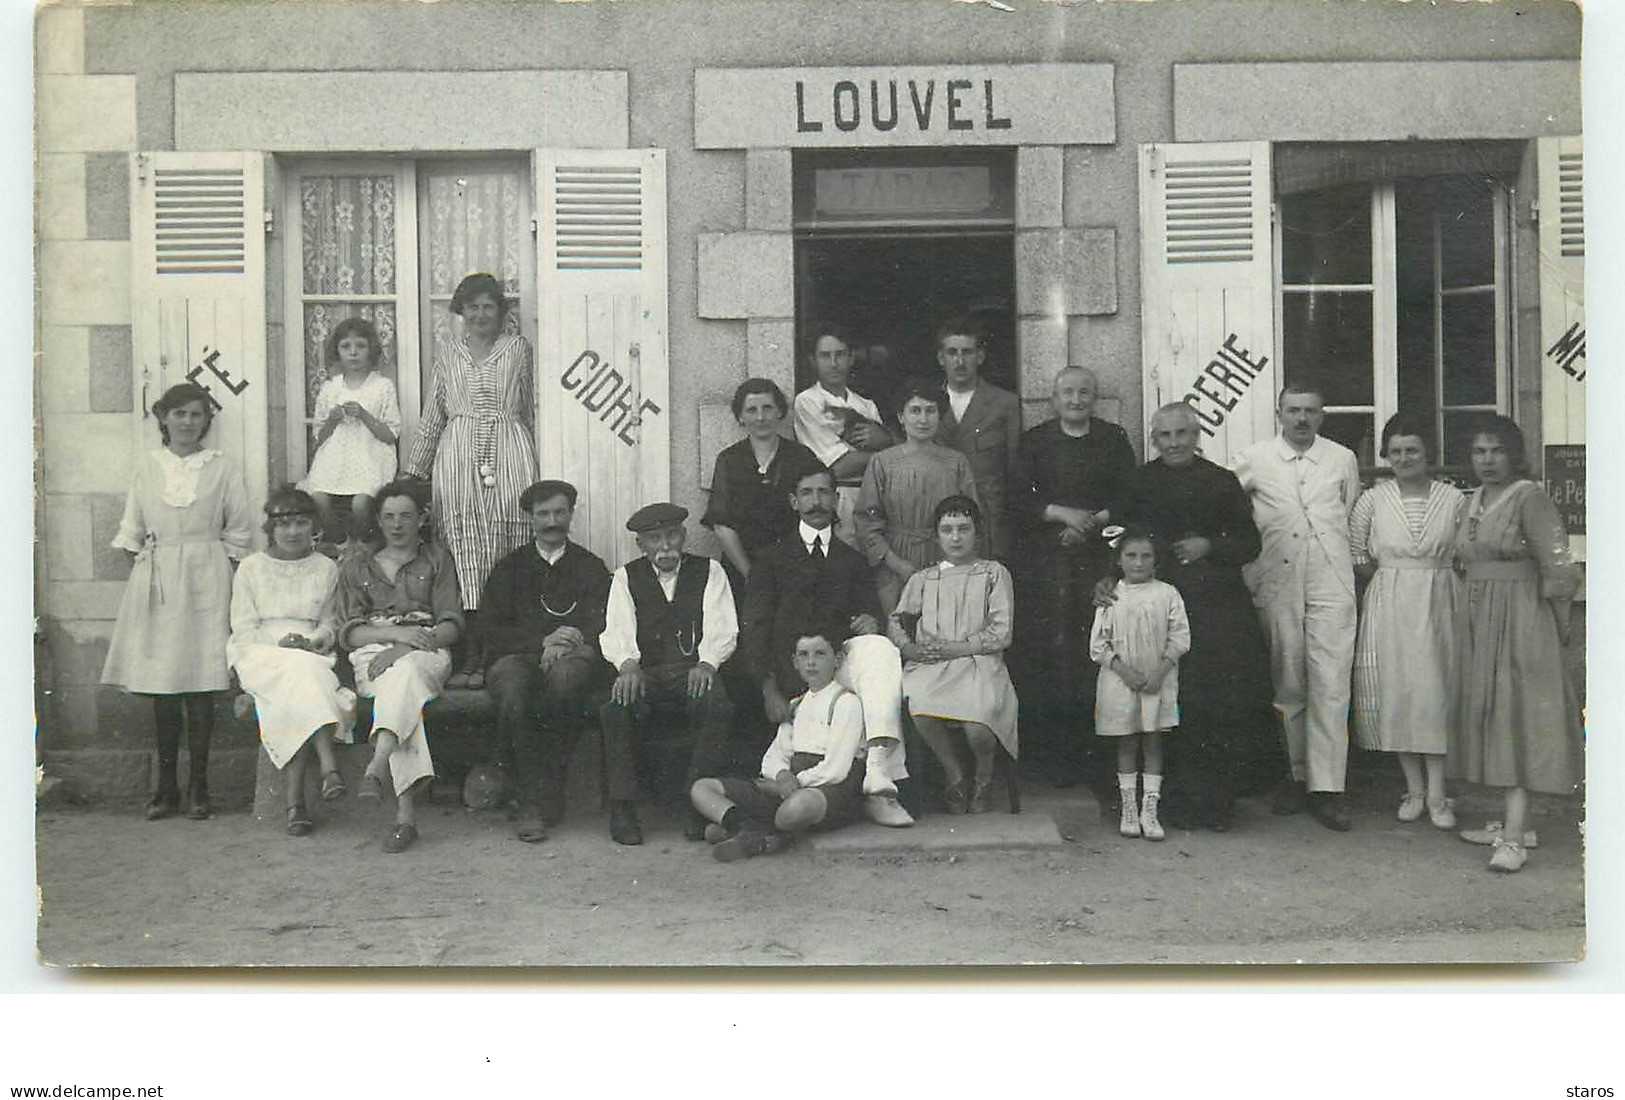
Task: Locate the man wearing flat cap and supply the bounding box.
[599,501,739,845]
[479,480,613,843]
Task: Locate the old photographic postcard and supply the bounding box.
[23,0,1604,985]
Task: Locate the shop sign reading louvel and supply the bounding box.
[694,64,1115,148]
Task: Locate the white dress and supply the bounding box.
[228,552,356,768]
[101,449,253,694]
[1090,578,1192,736]
[301,372,401,497]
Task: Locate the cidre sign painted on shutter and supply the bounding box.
[694,64,1115,148]
[560,345,662,448]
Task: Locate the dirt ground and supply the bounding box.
[34,761,1585,970]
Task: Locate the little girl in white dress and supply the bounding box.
[300,317,401,548]
[1091,528,1191,841]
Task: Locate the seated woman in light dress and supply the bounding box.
[888,495,1018,815]
[228,487,355,837]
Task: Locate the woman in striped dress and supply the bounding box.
[1349,414,1466,830]
[403,272,538,687]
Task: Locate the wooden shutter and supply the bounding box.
[130,151,269,529]
[1138,142,1277,466]
[536,148,669,567]
[1536,136,1585,559]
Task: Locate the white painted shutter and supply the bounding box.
[1536,136,1585,559]
[1138,142,1277,466]
[130,151,269,532]
[536,148,669,568]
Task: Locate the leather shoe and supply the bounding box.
[382,822,418,853]
[145,793,179,821]
[609,801,643,846]
[683,809,710,841]
[1270,777,1306,816]
[1306,791,1351,832]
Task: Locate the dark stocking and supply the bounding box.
[183,692,215,816]
[149,696,184,813]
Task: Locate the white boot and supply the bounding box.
[1118,790,1140,838]
[1140,792,1165,841]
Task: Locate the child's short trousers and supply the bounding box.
[720,751,867,830]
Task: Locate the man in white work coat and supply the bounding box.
[1232,385,1362,831]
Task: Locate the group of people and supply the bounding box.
[99,287,1584,873]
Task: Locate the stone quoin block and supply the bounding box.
[38,74,138,152]
[1015,227,1116,318]
[45,495,95,582]
[40,325,91,414]
[1016,146,1063,229]
[37,153,88,241]
[40,240,132,327]
[746,149,794,232]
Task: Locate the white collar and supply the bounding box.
[798,521,833,552]
[1274,434,1324,463]
[535,541,568,565]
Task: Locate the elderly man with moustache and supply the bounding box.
[478,479,612,843]
[1015,366,1136,789]
[599,502,738,846]
[742,461,914,827]
[1232,384,1363,832]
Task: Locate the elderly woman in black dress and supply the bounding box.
[702,378,823,596]
[1113,402,1278,830]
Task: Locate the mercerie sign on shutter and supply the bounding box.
[694,64,1115,149]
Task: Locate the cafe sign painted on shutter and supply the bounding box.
[694,64,1115,149]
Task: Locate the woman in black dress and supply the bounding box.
[703,378,824,597]
[1115,402,1279,830]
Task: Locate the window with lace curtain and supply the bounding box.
[282,156,534,480]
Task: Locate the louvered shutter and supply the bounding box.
[130,151,269,529]
[1536,135,1585,559]
[535,148,669,567]
[1138,142,1277,466]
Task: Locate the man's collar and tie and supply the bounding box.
[798,520,831,558]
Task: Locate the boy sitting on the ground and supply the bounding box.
[690,630,867,862]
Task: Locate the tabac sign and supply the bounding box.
[695,64,1115,149]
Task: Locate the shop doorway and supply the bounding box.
[793,150,1017,421]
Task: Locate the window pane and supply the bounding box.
[1321,412,1376,468]
[1438,180,1496,289]
[1442,409,1506,469]
[1441,292,1498,406]
[1280,185,1371,285]
[1283,291,1374,406]
[423,165,526,371]
[300,175,397,295]
[303,302,398,452]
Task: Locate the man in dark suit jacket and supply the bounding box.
[742,463,914,826]
[933,317,1024,561]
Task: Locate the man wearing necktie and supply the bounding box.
[742,462,914,826]
[1233,384,1363,831]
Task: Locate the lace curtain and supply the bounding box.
[424,167,525,372]
[300,174,400,452]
